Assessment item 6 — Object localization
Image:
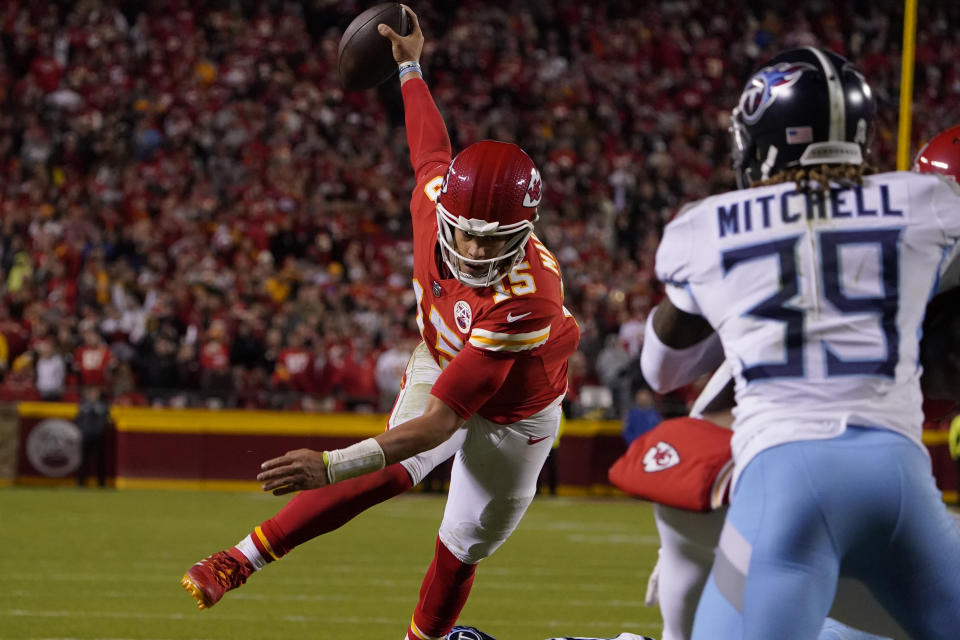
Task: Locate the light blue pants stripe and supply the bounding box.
[818,618,888,640]
[691,426,960,640]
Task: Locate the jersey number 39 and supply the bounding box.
[723,229,901,381]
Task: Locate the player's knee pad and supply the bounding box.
[391,372,465,485]
[440,493,534,564]
[390,382,433,426]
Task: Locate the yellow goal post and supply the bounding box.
[896,0,918,170]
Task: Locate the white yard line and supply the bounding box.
[7,637,215,640]
[2,608,404,626]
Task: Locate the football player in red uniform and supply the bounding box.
[181,8,579,640]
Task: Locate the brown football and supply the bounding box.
[338,3,412,91]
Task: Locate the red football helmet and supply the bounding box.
[436,140,542,287]
[913,124,960,181]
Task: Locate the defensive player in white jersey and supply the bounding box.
[643,47,960,639]
[626,126,960,640]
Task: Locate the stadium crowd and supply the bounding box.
[0,0,958,415]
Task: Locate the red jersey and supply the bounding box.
[275,347,315,393]
[401,78,580,424]
[200,341,230,371]
[74,345,114,386]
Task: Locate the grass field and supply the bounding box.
[0,487,663,640]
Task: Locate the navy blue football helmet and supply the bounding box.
[730,47,876,188]
[446,627,498,640]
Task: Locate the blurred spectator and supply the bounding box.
[7,252,32,294]
[320,342,350,409]
[136,336,179,405]
[0,0,955,416]
[564,349,589,418]
[273,329,313,394]
[262,328,285,380]
[230,318,266,371]
[177,341,202,394]
[618,298,649,360]
[110,362,147,406]
[0,353,39,402]
[0,305,28,364]
[73,326,114,389]
[622,388,663,445]
[340,337,379,412]
[199,321,232,398]
[375,336,414,412]
[75,386,110,488]
[35,338,66,400]
[596,335,632,418]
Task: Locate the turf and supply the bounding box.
[0,487,663,640]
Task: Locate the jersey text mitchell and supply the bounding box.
[717,184,903,238]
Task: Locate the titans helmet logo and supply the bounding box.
[738,62,816,125]
[447,628,500,640]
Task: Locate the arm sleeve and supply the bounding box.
[401,77,452,184]
[664,283,702,315]
[467,296,555,354]
[655,214,702,314]
[640,307,724,393]
[430,346,514,419]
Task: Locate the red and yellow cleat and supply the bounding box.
[180,548,254,610]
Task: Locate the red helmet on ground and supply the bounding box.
[436,140,542,287]
[913,125,960,181]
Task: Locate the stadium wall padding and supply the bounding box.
[8,402,958,500]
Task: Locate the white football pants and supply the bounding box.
[389,342,562,564]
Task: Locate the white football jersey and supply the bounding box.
[656,171,960,482]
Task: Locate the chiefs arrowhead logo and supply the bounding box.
[522,167,542,207]
[453,300,472,333]
[643,441,680,472]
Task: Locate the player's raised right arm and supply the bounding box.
[379,5,452,182]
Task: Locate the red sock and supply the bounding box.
[407,537,477,639]
[254,463,413,559]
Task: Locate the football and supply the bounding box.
[338,2,412,91]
